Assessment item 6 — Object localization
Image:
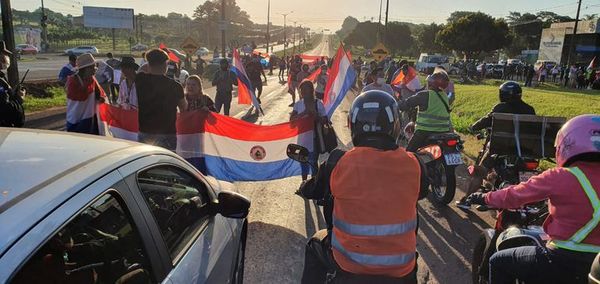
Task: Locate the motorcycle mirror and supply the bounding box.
[287,144,309,163]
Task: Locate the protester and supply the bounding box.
[246,53,267,101]
[65,54,106,134]
[212,58,237,116]
[0,41,25,128]
[290,80,328,182]
[135,48,188,150]
[363,60,378,86]
[140,52,147,66]
[278,56,287,82]
[362,67,395,95]
[185,75,215,112]
[195,56,206,75]
[539,65,547,84]
[551,65,560,83]
[569,65,578,88]
[288,56,302,106]
[296,64,311,85]
[58,54,77,85]
[314,64,329,100]
[116,56,139,110]
[95,61,114,103]
[105,53,121,101]
[525,64,534,87]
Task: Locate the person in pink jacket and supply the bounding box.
[469,114,600,283]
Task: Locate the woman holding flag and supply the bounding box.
[291,80,329,183]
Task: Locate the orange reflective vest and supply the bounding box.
[330,146,421,278]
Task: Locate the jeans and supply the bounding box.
[489,246,596,284]
[215,92,232,116]
[138,132,177,151]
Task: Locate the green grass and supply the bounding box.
[24,87,67,113]
[451,81,600,168]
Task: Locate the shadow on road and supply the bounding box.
[244,221,307,284]
[417,202,491,283]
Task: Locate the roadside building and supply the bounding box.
[538,19,600,65]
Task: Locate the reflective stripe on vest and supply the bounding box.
[333,216,417,236]
[549,167,600,253]
[331,233,415,266]
[416,90,451,132]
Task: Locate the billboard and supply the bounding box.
[83,6,134,30]
[15,27,42,50]
[550,19,600,34]
[538,27,567,64]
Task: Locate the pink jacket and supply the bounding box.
[486,162,600,245]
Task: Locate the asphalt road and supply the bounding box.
[29,35,496,283]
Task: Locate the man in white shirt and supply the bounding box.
[117,57,139,109]
[362,68,395,95]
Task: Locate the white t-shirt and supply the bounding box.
[117,79,138,109]
[293,99,327,117]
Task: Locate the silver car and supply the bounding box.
[0,128,249,284]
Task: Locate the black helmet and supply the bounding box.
[590,253,600,283]
[499,81,522,102]
[349,90,400,145]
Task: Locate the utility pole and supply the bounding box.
[221,0,226,58]
[293,21,297,54]
[1,0,19,87]
[384,0,389,44]
[266,0,271,54]
[377,0,383,41]
[139,15,143,44]
[40,0,48,52]
[281,12,292,59]
[566,0,583,68]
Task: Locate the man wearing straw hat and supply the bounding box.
[0,41,25,128]
[65,53,107,134]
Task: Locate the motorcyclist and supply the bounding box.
[300,90,429,284]
[398,68,452,152]
[468,114,600,283]
[457,81,536,209]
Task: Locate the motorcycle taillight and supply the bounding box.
[524,161,539,171]
[446,139,458,147]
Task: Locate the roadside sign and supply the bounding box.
[181,36,199,55]
[372,42,389,62]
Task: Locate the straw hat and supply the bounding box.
[76,53,97,70]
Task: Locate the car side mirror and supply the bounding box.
[217,191,250,219]
[287,144,309,163]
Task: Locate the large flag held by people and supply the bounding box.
[98,104,314,182]
[322,44,357,118]
[391,65,421,92]
[232,49,262,114]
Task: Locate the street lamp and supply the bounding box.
[281,11,293,59]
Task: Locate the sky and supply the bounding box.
[12,0,600,31]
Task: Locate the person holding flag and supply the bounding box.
[232,49,262,115]
[212,59,238,116]
[314,65,329,100]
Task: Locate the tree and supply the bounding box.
[344,21,380,49]
[447,11,476,24]
[337,16,359,39]
[415,23,446,53]
[384,22,413,55]
[193,0,254,48]
[536,11,572,28]
[437,12,512,58]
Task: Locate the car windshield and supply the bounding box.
[427,57,447,64]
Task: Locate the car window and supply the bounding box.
[11,193,154,284]
[137,165,211,262]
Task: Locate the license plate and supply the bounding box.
[519,172,536,183]
[444,153,463,165]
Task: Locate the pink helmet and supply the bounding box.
[555,114,600,167]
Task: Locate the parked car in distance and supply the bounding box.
[416,53,451,74]
[131,43,149,52]
[196,47,210,57]
[15,44,38,55]
[65,46,99,56]
[507,59,522,66]
[0,128,250,284]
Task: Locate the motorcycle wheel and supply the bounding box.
[472,234,489,284]
[430,163,457,205]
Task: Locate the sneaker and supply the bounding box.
[475,204,490,212]
[455,200,471,211]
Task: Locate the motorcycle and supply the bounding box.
[470,202,549,284]
[474,129,542,195]
[419,132,464,205]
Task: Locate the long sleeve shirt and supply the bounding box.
[485,162,600,246]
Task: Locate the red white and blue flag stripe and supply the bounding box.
[98,104,314,182]
[233,49,262,113]
[322,44,357,118]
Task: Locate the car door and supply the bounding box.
[118,155,238,284]
[1,171,165,284]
